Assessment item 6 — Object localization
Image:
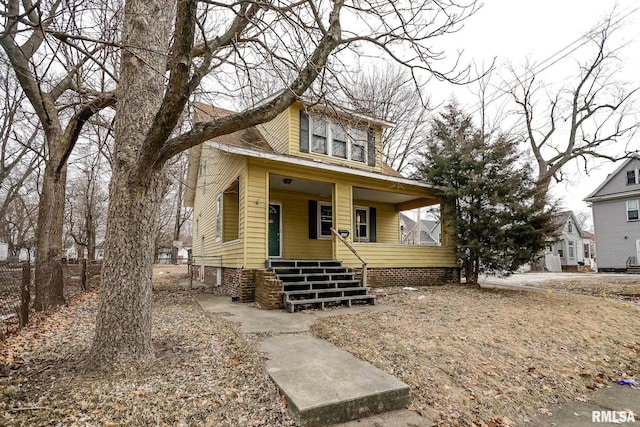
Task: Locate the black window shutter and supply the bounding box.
[369,207,377,242]
[308,200,317,239]
[367,127,376,166]
[300,111,310,152]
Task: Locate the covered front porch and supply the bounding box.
[243,157,457,272]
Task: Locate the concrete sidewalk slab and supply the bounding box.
[195,294,389,334]
[261,334,410,426]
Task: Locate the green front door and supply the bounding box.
[268,204,281,257]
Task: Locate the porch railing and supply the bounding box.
[331,228,367,287]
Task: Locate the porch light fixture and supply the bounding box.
[283,178,293,184]
[338,229,350,238]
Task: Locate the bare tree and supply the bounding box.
[86,0,480,366]
[0,56,43,223]
[65,141,110,261]
[345,65,432,173]
[508,18,639,205]
[1,1,119,310]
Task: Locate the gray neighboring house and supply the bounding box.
[584,157,640,272]
[399,213,441,245]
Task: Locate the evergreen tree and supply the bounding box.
[415,103,554,285]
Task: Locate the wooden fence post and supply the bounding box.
[81,258,87,291]
[19,261,30,327]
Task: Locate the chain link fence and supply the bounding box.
[0,260,103,340]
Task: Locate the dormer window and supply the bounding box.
[300,111,375,166]
[627,170,638,185]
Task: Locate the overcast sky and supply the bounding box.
[428,0,640,229]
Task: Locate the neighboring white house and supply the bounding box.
[0,242,8,261]
[544,210,594,272]
[585,156,640,272]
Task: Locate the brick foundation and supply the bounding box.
[255,269,283,309]
[203,267,256,302]
[358,267,460,288]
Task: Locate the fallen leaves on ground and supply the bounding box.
[0,290,294,427]
[311,285,640,426]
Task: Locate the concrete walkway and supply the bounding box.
[196,295,424,426]
[196,295,639,427]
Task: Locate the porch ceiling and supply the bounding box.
[270,174,332,197]
[353,187,436,206]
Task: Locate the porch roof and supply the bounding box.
[205,139,441,192]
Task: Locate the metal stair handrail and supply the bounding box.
[331,228,367,287]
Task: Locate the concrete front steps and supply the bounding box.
[626,265,640,274]
[261,334,410,426]
[266,259,375,312]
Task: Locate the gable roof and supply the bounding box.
[584,156,640,202]
[185,103,416,206]
[553,210,583,238]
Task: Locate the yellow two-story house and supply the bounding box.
[185,101,458,310]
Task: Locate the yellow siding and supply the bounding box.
[223,191,239,242]
[270,189,332,259]
[288,103,384,174]
[345,244,458,268]
[244,166,269,267]
[242,157,455,268]
[257,109,290,153]
[192,148,246,267]
[352,199,398,244]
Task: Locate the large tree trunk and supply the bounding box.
[34,159,67,311]
[90,0,174,366]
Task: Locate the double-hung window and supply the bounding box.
[318,203,333,239]
[568,241,575,259]
[311,118,328,154]
[627,170,638,185]
[300,111,373,165]
[354,207,369,242]
[627,200,639,221]
[215,194,222,242]
[350,128,367,163]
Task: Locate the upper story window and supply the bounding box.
[627,170,639,185]
[567,221,572,232]
[300,111,375,166]
[627,200,639,221]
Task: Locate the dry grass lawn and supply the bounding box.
[312,285,640,426]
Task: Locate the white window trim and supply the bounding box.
[317,202,333,240]
[308,115,368,164]
[354,206,370,243]
[626,199,639,221]
[626,169,640,185]
[568,240,575,259]
[215,194,222,242]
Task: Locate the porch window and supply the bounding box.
[354,207,369,242]
[627,200,639,221]
[318,203,333,239]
